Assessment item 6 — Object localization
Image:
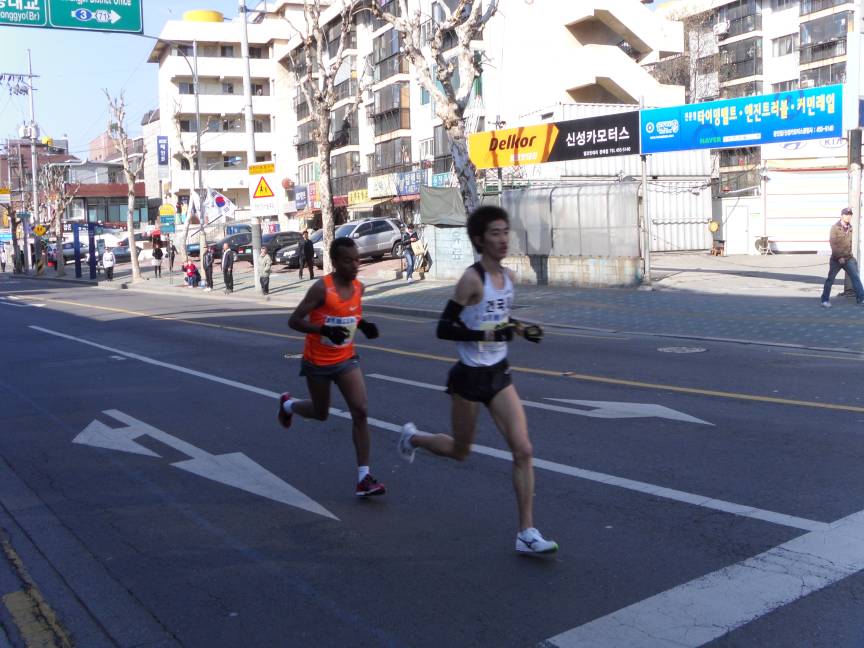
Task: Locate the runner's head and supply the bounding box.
[330,236,359,280]
[467,206,509,259]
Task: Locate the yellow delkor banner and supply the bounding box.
[468,124,559,169]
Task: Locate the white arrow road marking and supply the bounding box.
[32,326,821,531]
[74,418,160,457]
[366,373,712,426]
[0,296,45,308]
[74,409,337,521]
[545,509,864,648]
[545,398,712,425]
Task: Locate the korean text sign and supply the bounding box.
[640,84,843,154]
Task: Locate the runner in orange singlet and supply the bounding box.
[278,237,385,497]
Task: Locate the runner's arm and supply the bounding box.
[288,280,328,335]
[436,269,496,342]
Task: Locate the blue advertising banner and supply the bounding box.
[395,169,423,196]
[157,136,169,165]
[640,84,842,154]
[295,186,308,211]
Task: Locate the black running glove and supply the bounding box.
[357,319,379,339]
[319,324,350,345]
[520,322,544,344]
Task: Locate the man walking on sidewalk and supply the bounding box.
[102,248,116,281]
[821,207,864,308]
[259,246,272,296]
[222,242,235,294]
[299,230,315,280]
[202,246,214,291]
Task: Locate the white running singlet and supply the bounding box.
[456,264,514,367]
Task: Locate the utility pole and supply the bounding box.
[845,129,861,294]
[27,50,39,273]
[239,0,262,296]
[192,40,208,263]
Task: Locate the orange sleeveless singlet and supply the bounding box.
[303,274,363,366]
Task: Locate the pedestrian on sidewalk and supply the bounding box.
[168,242,177,272]
[152,245,163,278]
[299,230,315,280]
[202,246,214,291]
[102,248,116,281]
[278,237,385,497]
[402,223,418,284]
[0,245,6,273]
[820,207,864,308]
[259,246,272,296]
[397,205,557,555]
[182,258,198,287]
[222,242,235,294]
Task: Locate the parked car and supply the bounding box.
[207,232,253,261]
[50,241,88,261]
[334,218,403,259]
[274,229,324,268]
[263,231,303,260]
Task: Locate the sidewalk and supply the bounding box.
[8,252,863,353]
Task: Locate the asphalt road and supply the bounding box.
[1,277,864,647]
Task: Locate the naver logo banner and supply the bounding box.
[640,84,843,154]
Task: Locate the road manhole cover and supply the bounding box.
[657,346,707,354]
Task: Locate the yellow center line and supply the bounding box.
[20,295,864,414]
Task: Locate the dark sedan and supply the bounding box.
[263,231,303,260]
[274,230,323,269]
[207,232,253,261]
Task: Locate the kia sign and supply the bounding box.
[640,84,843,154]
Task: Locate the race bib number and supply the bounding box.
[321,315,357,347]
[477,313,506,353]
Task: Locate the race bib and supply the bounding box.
[477,313,507,353]
[321,315,357,347]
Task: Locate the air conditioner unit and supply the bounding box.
[713,21,730,37]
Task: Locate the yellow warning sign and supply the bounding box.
[33,224,47,237]
[253,176,275,199]
[249,162,275,175]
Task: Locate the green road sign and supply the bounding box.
[0,1,47,27]
[0,0,142,33]
[48,0,142,33]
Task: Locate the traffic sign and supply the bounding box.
[248,163,279,218]
[0,1,143,33]
[0,188,10,205]
[33,224,47,237]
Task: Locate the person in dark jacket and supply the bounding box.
[299,230,315,280]
[401,224,418,284]
[202,247,214,291]
[222,242,235,294]
[168,242,177,272]
[821,207,864,308]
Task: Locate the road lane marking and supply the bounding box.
[31,326,824,533]
[783,351,864,362]
[75,410,338,520]
[20,296,864,414]
[367,374,713,425]
[545,509,864,648]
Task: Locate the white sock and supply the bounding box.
[358,466,370,482]
[282,399,296,415]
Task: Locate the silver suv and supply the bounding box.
[334,218,403,259]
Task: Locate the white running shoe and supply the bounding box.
[516,527,558,554]
[398,422,417,463]
[821,301,832,309]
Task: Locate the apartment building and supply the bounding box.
[655,0,857,252]
[276,0,686,231]
[148,6,296,223]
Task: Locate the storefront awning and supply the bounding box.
[392,194,420,203]
[347,197,391,211]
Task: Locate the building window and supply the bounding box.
[222,82,235,95]
[220,45,235,58]
[799,12,850,65]
[373,137,412,171]
[255,154,270,163]
[175,44,192,57]
[433,124,450,158]
[771,34,798,58]
[253,119,271,133]
[249,46,265,59]
[721,81,762,98]
[179,118,197,132]
[180,158,191,170]
[179,81,194,95]
[331,152,360,178]
[371,0,399,31]
[419,138,434,161]
[772,79,799,93]
[800,0,848,16]
[298,162,319,184]
[800,61,846,87]
[252,83,267,96]
[771,0,797,8]
[716,0,761,38]
[719,37,762,82]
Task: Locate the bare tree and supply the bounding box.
[372,0,499,215]
[105,91,145,281]
[285,0,361,273]
[39,163,79,276]
[647,9,718,103]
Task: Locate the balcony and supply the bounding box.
[799,38,847,65]
[373,56,409,83]
[723,13,761,39]
[331,173,368,197]
[296,141,318,160]
[719,59,762,83]
[800,0,850,16]
[331,127,360,149]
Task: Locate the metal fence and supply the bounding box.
[501,182,640,258]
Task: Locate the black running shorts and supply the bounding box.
[446,359,512,406]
